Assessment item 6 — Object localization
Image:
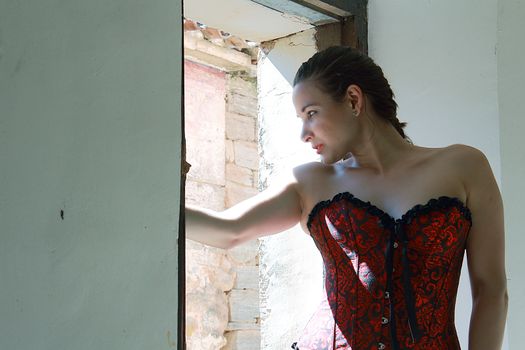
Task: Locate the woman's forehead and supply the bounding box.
[292,81,326,105]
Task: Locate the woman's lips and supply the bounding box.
[314,144,324,154]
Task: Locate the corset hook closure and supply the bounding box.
[386,221,423,349]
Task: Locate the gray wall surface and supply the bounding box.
[0,1,182,349]
[497,0,525,348]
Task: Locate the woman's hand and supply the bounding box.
[183,159,191,176]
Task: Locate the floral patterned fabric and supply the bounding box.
[292,193,472,350]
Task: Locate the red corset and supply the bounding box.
[291,193,472,350]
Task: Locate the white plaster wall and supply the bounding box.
[497,0,525,348]
[258,29,327,349]
[368,0,507,348]
[256,1,520,347]
[0,1,182,349]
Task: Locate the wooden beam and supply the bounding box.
[250,0,338,25]
[314,3,368,53]
[252,0,368,53]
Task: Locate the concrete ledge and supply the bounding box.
[185,32,256,73]
[225,322,261,331]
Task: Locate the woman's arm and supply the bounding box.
[461,146,508,350]
[185,173,303,249]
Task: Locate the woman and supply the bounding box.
[186,46,508,349]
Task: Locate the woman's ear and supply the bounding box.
[345,84,364,116]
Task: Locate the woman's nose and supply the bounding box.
[300,124,313,143]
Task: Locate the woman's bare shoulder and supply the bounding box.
[414,143,483,158]
[439,143,488,164]
[437,143,493,188]
[414,143,485,163]
[412,143,489,187]
[292,161,334,184]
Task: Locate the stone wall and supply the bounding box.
[223,73,261,349]
[184,57,260,349]
[185,59,234,350]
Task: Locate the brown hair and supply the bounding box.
[293,46,410,141]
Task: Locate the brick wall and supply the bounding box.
[185,58,260,350]
[223,72,260,349]
[185,60,234,350]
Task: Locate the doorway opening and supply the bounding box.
[182,2,366,348]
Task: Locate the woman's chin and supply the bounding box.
[320,151,351,165]
[320,155,338,165]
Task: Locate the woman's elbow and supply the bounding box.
[227,229,248,249]
[472,277,509,301]
[226,222,258,249]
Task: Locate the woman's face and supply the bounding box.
[292,80,357,164]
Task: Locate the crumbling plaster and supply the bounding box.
[258,28,326,349]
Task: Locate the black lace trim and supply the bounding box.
[307,192,472,230]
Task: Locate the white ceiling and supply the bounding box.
[183,0,314,42]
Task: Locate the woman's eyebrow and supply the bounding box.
[301,103,320,112]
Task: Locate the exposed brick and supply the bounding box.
[228,75,257,97]
[233,141,259,170]
[201,27,225,46]
[185,60,226,187]
[226,163,254,187]
[224,330,261,350]
[226,112,256,142]
[185,52,261,350]
[186,180,226,211]
[225,181,258,208]
[229,289,260,322]
[228,237,260,265]
[233,265,260,290]
[226,322,260,331]
[224,35,249,50]
[184,19,201,32]
[227,93,257,118]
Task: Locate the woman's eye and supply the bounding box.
[307,111,317,119]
